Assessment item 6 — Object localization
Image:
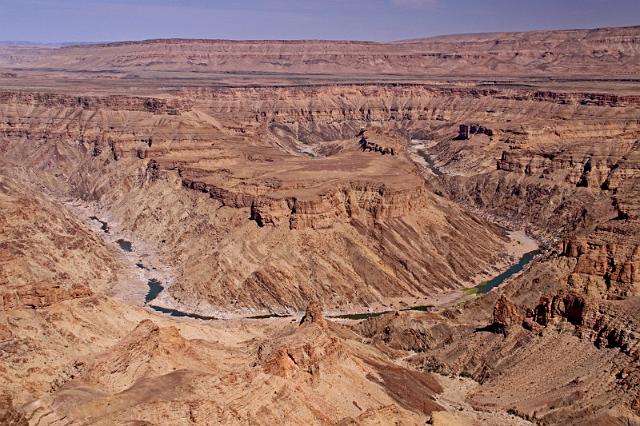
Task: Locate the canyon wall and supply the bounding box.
[3,26,638,76]
[0,86,524,314]
[1,82,637,312]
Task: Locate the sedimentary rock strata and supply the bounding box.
[0,85,521,313]
[0,25,638,425]
[3,26,638,76]
[1,284,93,310]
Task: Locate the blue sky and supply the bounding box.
[0,0,638,42]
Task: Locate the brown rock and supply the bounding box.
[457,124,470,140]
[0,394,28,426]
[522,318,543,333]
[1,283,93,310]
[557,293,588,326]
[533,296,553,326]
[145,159,160,182]
[492,295,523,328]
[262,346,298,378]
[0,321,11,341]
[300,301,327,328]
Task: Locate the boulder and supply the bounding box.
[457,123,494,140]
[533,296,554,326]
[145,159,160,182]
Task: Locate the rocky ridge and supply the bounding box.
[3,26,639,76]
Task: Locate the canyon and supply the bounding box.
[0,25,639,425]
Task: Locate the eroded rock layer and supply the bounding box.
[0,26,639,425]
[0,85,526,314]
[3,26,639,76]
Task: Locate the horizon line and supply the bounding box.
[1,23,638,48]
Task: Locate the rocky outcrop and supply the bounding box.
[456,124,494,140]
[73,319,197,394]
[261,335,345,380]
[144,159,161,182]
[186,178,430,230]
[257,302,443,420]
[260,304,343,379]
[561,232,640,298]
[0,321,11,341]
[353,311,452,353]
[359,136,395,155]
[505,291,640,355]
[0,91,192,114]
[0,284,93,310]
[299,301,327,328]
[492,295,523,331]
[495,146,632,190]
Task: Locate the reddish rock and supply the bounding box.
[262,347,298,378]
[0,284,93,310]
[300,301,327,328]
[558,293,588,326]
[522,317,543,333]
[457,123,494,140]
[493,295,523,328]
[145,159,160,182]
[526,292,638,355]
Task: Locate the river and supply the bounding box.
[68,200,542,322]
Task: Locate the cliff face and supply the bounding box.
[0,91,192,114]
[0,86,519,314]
[4,26,639,76]
[429,105,639,241]
[2,79,638,314]
[0,198,443,426]
[182,177,429,229]
[1,284,93,310]
[562,226,640,299]
[250,181,429,229]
